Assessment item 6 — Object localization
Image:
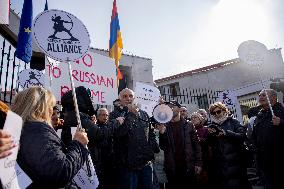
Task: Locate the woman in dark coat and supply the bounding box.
[207,102,252,189]
[12,86,89,189]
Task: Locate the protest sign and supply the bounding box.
[45,51,118,105]
[73,155,99,189]
[134,82,161,116]
[0,111,32,189]
[238,40,268,66]
[218,90,242,122]
[17,69,44,90]
[33,9,90,62]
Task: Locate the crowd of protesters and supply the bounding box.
[0,86,283,189]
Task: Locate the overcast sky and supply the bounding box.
[11,0,284,80]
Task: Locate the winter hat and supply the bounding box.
[190,112,204,122]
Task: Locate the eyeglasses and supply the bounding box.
[211,110,222,116]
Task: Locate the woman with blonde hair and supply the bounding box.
[12,86,89,189]
[207,102,251,189]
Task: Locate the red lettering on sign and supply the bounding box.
[106,78,114,88]
[52,67,61,78]
[46,65,61,78]
[90,73,96,84]
[85,72,91,83]
[82,54,92,67]
[75,53,93,67]
[69,69,114,88]
[72,70,79,81]
[91,90,106,103]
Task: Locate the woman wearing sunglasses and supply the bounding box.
[207,102,252,189]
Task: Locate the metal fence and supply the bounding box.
[160,87,258,123]
[0,35,27,105]
[161,87,221,111]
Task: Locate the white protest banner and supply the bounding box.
[73,155,99,189]
[218,90,242,122]
[17,69,44,90]
[0,111,32,189]
[237,40,268,66]
[134,82,161,116]
[33,9,90,62]
[45,51,118,105]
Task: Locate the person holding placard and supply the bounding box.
[252,89,284,189]
[0,101,16,159]
[12,86,89,188]
[0,101,16,189]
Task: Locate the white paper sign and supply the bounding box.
[14,163,32,189]
[45,51,118,105]
[0,111,32,189]
[134,82,161,116]
[237,40,268,66]
[17,69,44,90]
[73,155,99,189]
[33,9,90,62]
[218,90,243,122]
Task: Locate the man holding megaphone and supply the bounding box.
[109,88,160,189]
[157,100,202,189]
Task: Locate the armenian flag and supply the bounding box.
[109,0,123,80]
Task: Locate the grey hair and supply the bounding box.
[97,108,108,116]
[119,88,134,99]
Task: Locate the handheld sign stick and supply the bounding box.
[238,40,274,117]
[33,9,98,188]
[256,66,275,116]
[67,58,82,130]
[46,56,53,90]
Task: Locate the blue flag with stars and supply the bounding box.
[16,0,33,63]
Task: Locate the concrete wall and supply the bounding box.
[157,49,284,94]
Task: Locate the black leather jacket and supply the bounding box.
[252,102,284,170]
[109,106,159,170]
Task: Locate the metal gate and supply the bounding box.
[0,34,28,105]
[161,87,220,111]
[160,87,246,122]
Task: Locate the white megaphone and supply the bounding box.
[152,104,173,123]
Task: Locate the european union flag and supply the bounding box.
[16,0,33,63]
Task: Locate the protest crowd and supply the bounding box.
[1,86,284,189]
[1,1,284,189]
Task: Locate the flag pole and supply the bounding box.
[67,58,82,130]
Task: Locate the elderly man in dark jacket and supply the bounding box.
[252,89,284,189]
[91,107,116,189]
[157,101,202,189]
[109,88,159,189]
